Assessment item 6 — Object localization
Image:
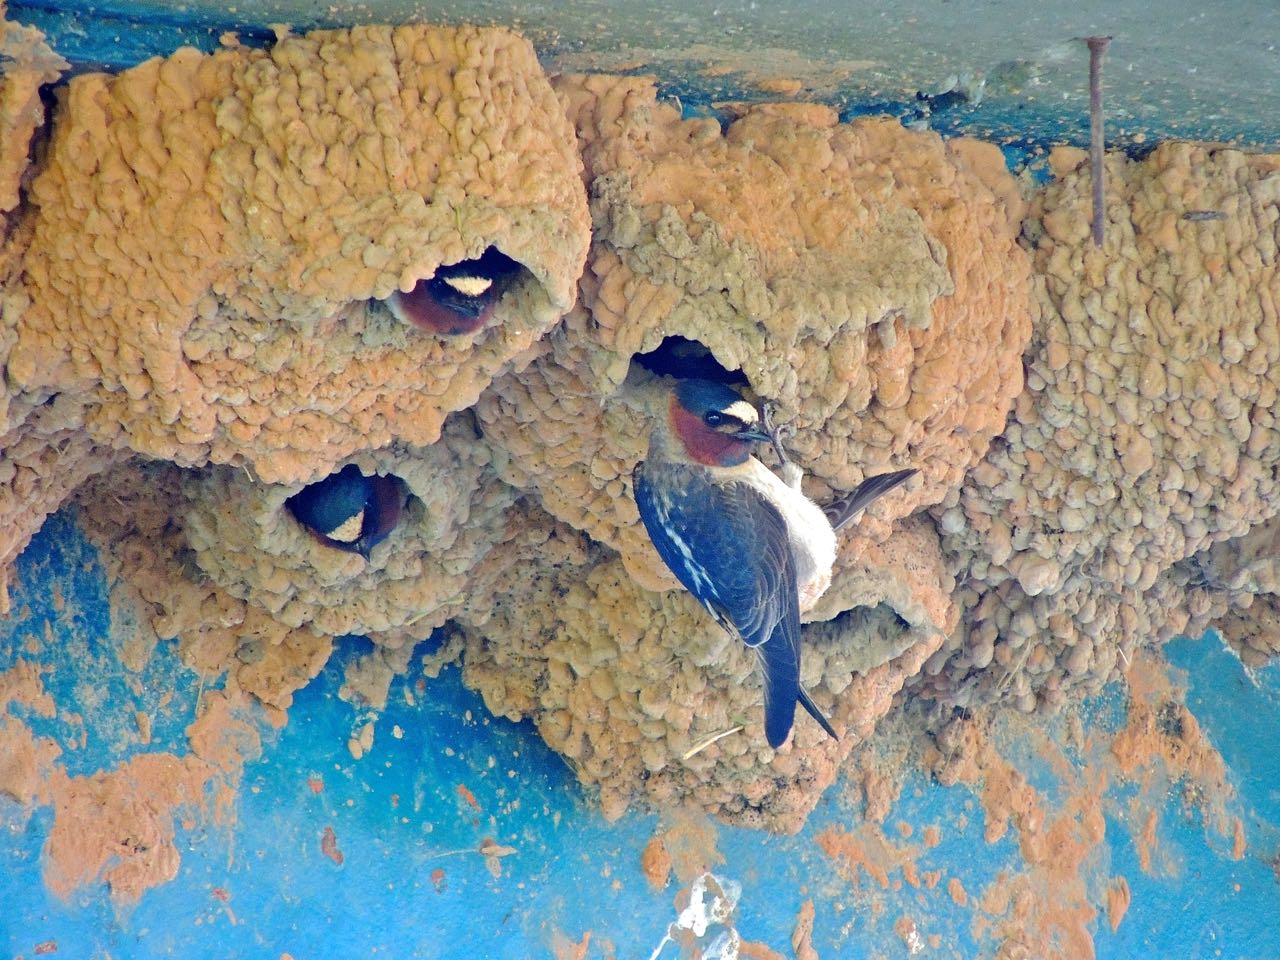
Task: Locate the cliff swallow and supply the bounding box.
[285,464,408,560]
[387,247,521,336]
[633,378,917,747]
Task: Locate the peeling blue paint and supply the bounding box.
[3,513,1279,958]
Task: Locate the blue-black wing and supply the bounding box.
[633,462,801,747]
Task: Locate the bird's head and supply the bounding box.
[666,379,771,467]
[286,464,407,560]
[386,247,521,336]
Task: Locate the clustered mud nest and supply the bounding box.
[2,19,1279,832]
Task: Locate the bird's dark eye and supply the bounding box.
[704,412,725,427]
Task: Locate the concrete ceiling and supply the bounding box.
[10,0,1280,150]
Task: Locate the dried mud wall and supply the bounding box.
[2,16,1279,844]
[924,144,1280,714]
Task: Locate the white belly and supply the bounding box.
[742,458,837,611]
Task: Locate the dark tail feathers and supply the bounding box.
[760,640,841,748]
[825,468,918,532]
[798,686,839,741]
[759,635,800,749]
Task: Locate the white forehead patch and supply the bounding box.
[724,399,759,425]
[443,275,494,297]
[329,511,365,543]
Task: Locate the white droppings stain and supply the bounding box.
[905,925,925,955]
[648,872,742,960]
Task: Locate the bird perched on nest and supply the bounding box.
[387,247,521,336]
[286,464,409,560]
[633,378,916,748]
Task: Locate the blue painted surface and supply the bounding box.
[1146,637,1280,960]
[7,1,276,70]
[3,513,1280,958]
[2,3,1278,954]
[1090,645,1280,960]
[2,510,207,776]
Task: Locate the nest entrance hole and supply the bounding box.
[385,246,527,336]
[629,336,749,388]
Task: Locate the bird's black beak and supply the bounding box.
[735,427,773,445]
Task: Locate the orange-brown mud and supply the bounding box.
[0,13,1271,941]
[0,713,60,807]
[1106,876,1131,933]
[791,899,819,960]
[652,808,726,884]
[640,833,674,890]
[817,822,924,891]
[0,541,276,903]
[738,940,788,959]
[320,825,344,866]
[549,929,593,960]
[42,752,214,901]
[807,650,1242,960]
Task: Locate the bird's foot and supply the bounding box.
[760,401,794,467]
[761,401,803,490]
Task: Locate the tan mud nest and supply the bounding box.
[0,411,123,613]
[454,74,1027,827]
[0,16,77,608]
[71,459,335,713]
[477,75,1031,593]
[923,143,1280,711]
[5,24,589,485]
[0,15,66,220]
[181,412,522,638]
[1182,514,1280,668]
[6,12,1280,842]
[456,527,949,831]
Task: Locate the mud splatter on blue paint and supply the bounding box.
[4,512,1279,957]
